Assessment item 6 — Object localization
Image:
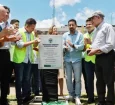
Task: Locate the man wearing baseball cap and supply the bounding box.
[87,11,115,105]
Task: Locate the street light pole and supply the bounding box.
[52,0,55,26]
[111,13,113,25]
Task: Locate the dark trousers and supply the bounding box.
[95,50,114,104]
[30,64,40,95]
[40,69,58,102]
[8,61,14,95]
[10,61,14,82]
[14,62,31,99]
[0,50,12,102]
[82,59,88,95]
[84,61,95,100]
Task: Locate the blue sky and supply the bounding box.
[1,0,115,28]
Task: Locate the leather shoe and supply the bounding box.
[23,95,34,104]
[17,98,23,105]
[106,102,114,105]
[1,99,9,105]
[96,102,106,105]
[87,98,95,104]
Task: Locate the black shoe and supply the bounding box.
[87,98,95,104]
[35,93,39,96]
[96,102,106,105]
[106,102,114,105]
[17,98,23,105]
[23,95,34,104]
[1,100,9,105]
[1,98,9,105]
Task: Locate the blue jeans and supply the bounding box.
[14,62,31,99]
[73,59,88,96]
[65,61,82,98]
[30,64,40,95]
[84,61,95,100]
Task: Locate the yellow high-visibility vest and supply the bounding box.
[13,28,34,63]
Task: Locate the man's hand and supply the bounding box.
[4,35,21,42]
[88,49,98,56]
[33,47,39,51]
[33,38,41,48]
[1,28,10,36]
[10,35,21,42]
[7,27,18,35]
[1,28,17,36]
[34,38,41,44]
[95,50,103,54]
[66,40,73,47]
[65,45,69,50]
[84,38,91,45]
[64,45,70,52]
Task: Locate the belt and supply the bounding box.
[96,50,114,57]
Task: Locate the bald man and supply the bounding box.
[0,6,7,38]
[0,6,21,105]
[0,6,16,39]
[0,6,6,22]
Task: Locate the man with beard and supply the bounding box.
[63,19,84,105]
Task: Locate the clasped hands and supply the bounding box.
[64,40,74,51]
[86,48,103,56]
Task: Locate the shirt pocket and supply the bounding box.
[96,29,106,42]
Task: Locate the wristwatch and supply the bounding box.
[72,44,75,48]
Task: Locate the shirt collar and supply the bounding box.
[0,21,10,29]
[97,21,105,30]
[22,27,27,32]
[22,27,31,33]
[88,28,95,35]
[68,30,78,35]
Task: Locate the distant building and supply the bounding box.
[36,25,87,35]
[36,25,115,35]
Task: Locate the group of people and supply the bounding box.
[0,4,115,105]
[63,12,115,105]
[0,5,64,105]
[0,5,41,105]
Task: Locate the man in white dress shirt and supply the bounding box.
[87,11,115,105]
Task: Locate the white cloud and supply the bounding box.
[50,0,81,8]
[0,4,3,6]
[75,7,96,21]
[112,12,115,17]
[56,8,67,22]
[74,7,102,25]
[36,17,64,28]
